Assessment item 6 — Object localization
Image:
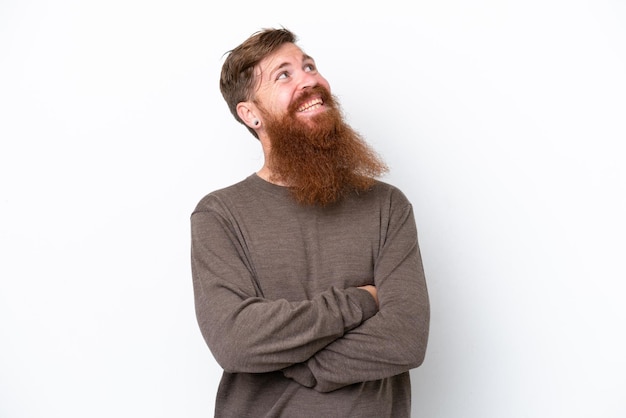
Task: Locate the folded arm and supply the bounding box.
[191,207,379,374]
[282,201,430,392]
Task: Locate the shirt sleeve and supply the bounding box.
[191,201,379,374]
[281,195,430,392]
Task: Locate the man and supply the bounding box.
[191,28,429,417]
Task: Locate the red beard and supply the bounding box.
[259,86,388,206]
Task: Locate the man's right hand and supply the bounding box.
[358,285,379,309]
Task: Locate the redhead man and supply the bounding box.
[191,27,429,417]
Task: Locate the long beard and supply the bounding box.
[261,86,388,206]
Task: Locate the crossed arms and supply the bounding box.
[191,191,429,392]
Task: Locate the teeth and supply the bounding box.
[298,98,323,112]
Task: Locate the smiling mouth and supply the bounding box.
[297,98,324,112]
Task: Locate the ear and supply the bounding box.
[237,102,261,130]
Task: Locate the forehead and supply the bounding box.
[255,43,312,80]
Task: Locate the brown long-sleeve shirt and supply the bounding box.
[191,174,430,417]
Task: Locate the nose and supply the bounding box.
[298,71,317,90]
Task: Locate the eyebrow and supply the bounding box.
[267,53,315,78]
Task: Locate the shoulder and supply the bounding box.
[192,175,256,215]
[335,179,413,222]
[367,179,412,208]
[192,174,292,218]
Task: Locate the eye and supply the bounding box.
[304,63,316,72]
[276,71,290,80]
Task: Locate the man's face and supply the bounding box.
[245,41,387,206]
[252,42,332,126]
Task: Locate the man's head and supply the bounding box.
[220,28,388,206]
[220,28,298,139]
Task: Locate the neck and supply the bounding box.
[256,166,288,186]
[257,137,288,186]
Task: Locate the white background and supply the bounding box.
[1,1,625,417]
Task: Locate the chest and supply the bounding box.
[237,204,386,300]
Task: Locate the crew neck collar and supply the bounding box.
[248,173,290,195]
